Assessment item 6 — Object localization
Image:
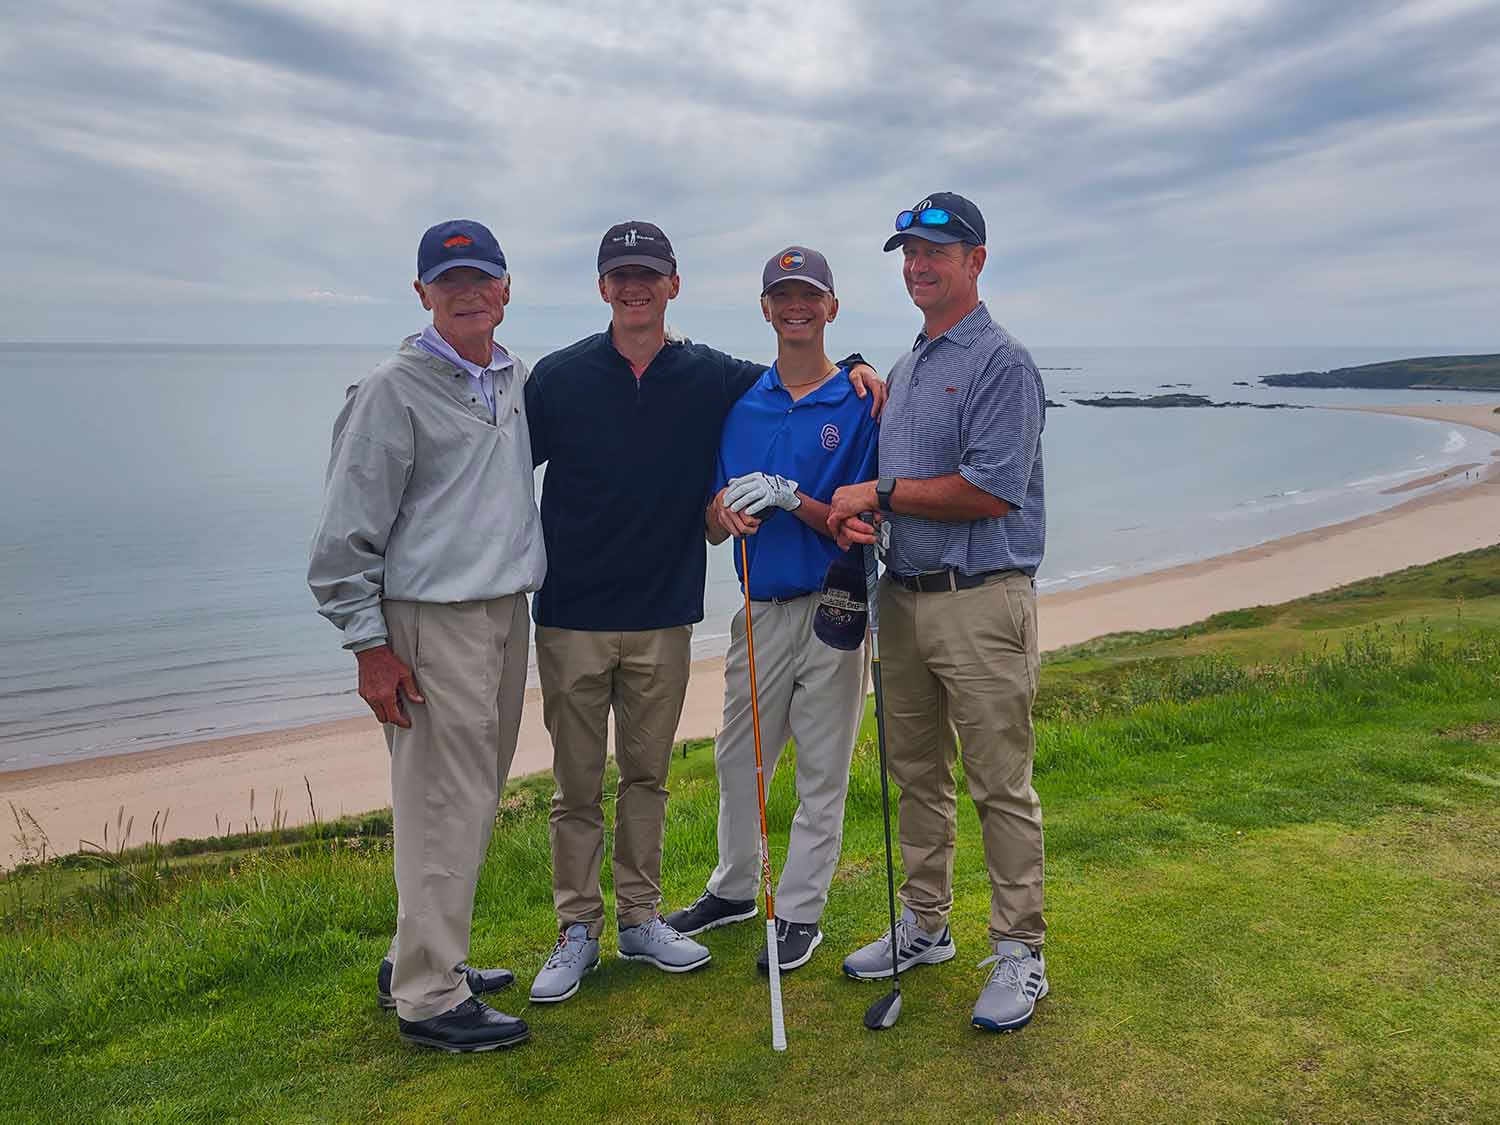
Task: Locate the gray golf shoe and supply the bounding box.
[617,915,711,972]
[971,939,1048,1032]
[842,905,956,979]
[529,923,600,1003]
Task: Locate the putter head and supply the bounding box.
[864,990,902,1031]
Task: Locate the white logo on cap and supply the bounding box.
[624,228,638,247]
[917,198,932,210]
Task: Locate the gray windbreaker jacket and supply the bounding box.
[307,338,546,650]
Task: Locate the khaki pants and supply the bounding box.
[706,596,865,922]
[536,625,692,937]
[879,571,1046,946]
[382,594,529,1021]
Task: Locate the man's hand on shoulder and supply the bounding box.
[845,363,887,419]
[355,644,425,728]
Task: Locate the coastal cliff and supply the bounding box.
[1262,354,1500,389]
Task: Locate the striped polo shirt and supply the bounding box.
[878,302,1046,578]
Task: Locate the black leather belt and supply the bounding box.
[890,568,1020,593]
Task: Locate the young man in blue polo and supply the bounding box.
[664,246,878,972]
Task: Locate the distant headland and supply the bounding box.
[1261,354,1500,390]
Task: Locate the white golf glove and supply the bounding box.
[725,472,802,515]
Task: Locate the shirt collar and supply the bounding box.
[418,324,514,379]
[913,301,990,352]
[763,361,852,404]
[601,323,685,361]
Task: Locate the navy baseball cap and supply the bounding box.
[761,245,835,295]
[417,219,508,284]
[598,221,677,276]
[883,191,987,252]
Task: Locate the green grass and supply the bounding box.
[4,550,1500,1122]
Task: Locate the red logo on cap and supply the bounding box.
[780,251,804,270]
[443,235,474,249]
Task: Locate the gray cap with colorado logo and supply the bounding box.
[760,245,835,295]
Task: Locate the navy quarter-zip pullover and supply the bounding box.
[526,328,764,630]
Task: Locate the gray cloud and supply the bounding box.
[151,0,406,87]
[0,0,1495,350]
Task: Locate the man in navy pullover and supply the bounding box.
[525,221,881,1002]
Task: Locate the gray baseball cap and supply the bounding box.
[761,245,834,295]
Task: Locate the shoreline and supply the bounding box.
[5,403,1499,867]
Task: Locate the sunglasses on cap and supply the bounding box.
[894,206,983,244]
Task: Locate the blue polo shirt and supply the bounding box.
[716,364,880,601]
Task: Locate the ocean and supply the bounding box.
[2,341,1497,771]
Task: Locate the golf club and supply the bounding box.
[740,534,788,1052]
[861,529,903,1031]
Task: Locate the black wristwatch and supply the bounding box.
[876,476,897,512]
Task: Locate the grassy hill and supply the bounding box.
[1261,353,1500,389]
[4,550,1500,1122]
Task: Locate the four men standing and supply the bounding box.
[309,193,1048,1050]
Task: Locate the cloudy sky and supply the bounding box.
[3,0,1497,351]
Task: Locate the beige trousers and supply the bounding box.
[879,571,1046,946]
[536,624,692,937]
[381,594,529,1021]
[707,596,865,922]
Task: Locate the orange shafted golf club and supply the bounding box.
[740,534,787,1051]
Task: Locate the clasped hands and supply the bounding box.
[826,480,882,551]
[711,472,800,538]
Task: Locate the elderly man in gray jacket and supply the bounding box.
[308,219,543,1053]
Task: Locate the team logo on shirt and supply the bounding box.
[780,250,804,271]
[442,234,474,249]
[820,423,841,451]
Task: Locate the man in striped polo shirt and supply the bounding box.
[828,192,1049,1032]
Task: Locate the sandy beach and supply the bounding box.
[4,402,1498,868]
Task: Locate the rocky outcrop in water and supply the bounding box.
[1074,393,1300,409]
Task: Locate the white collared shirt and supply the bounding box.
[414,324,514,419]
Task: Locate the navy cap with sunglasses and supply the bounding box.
[882,191,986,252]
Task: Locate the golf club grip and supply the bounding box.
[767,918,787,1051]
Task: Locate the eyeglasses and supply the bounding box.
[894,206,982,244]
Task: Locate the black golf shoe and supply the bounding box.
[663,890,758,937]
[377,958,516,1010]
[757,919,823,973]
[397,996,529,1053]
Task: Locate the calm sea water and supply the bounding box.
[2,341,1497,770]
